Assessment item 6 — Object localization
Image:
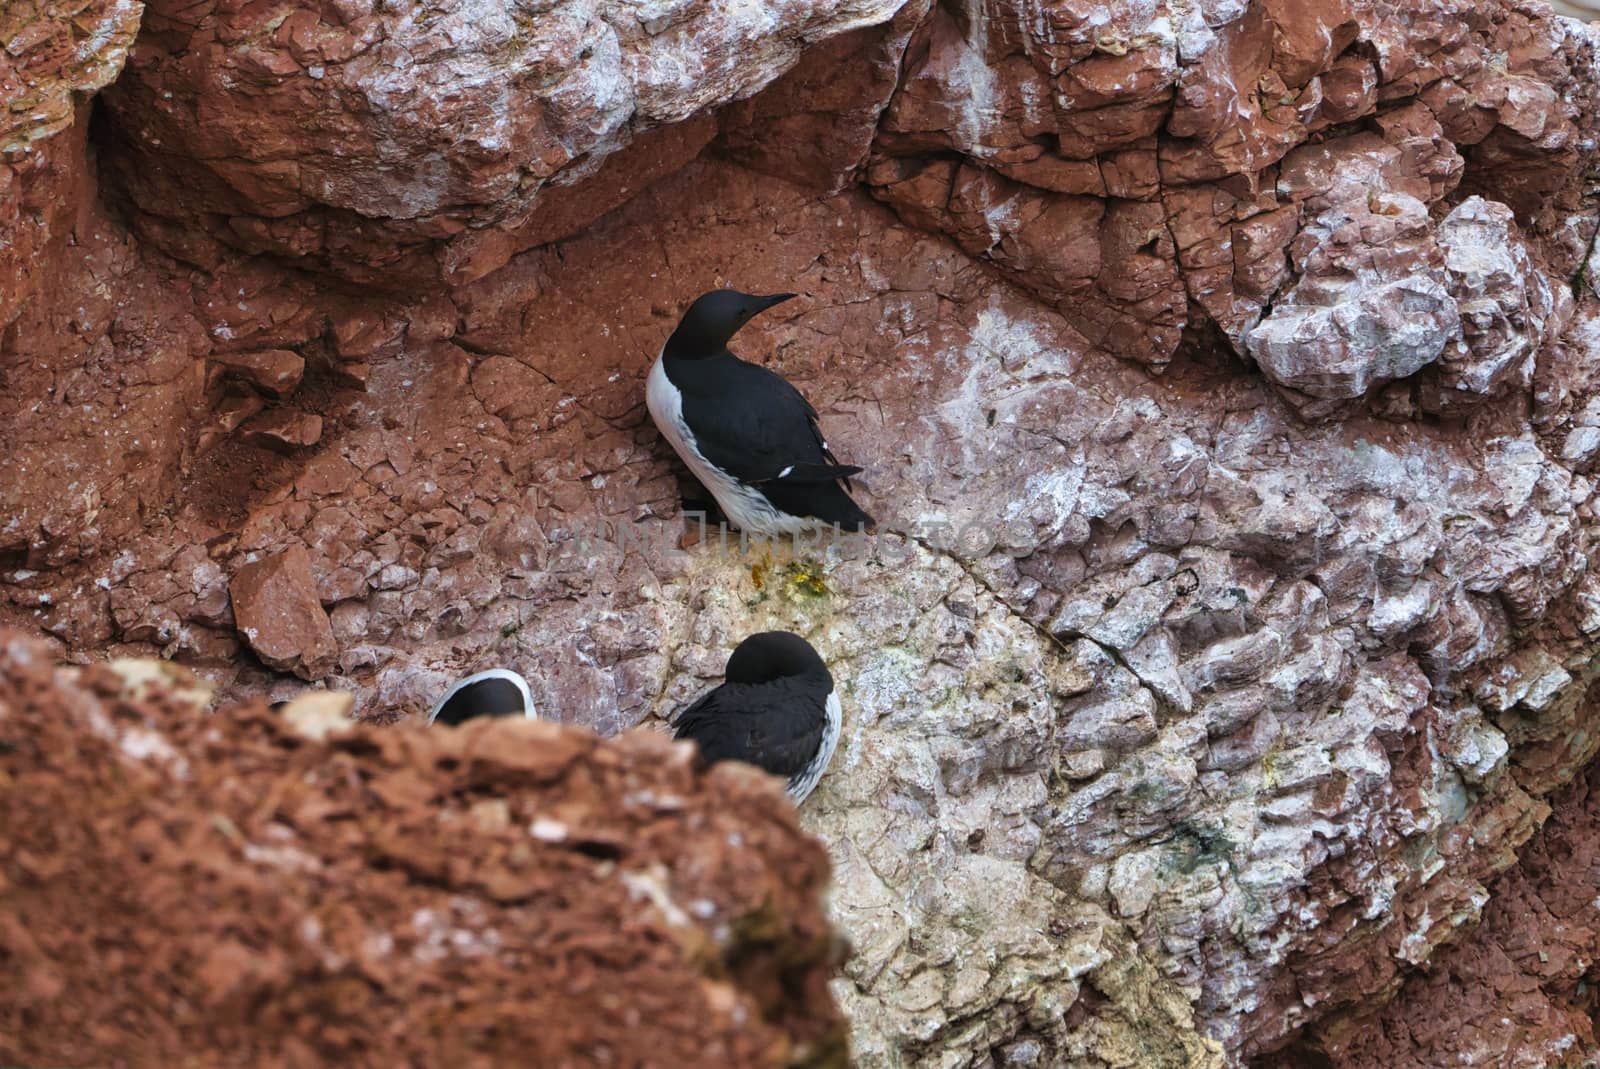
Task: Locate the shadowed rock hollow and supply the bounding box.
[3,0,1600,1065]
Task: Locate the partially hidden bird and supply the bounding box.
[647,289,874,535]
[428,668,537,725]
[670,631,841,805]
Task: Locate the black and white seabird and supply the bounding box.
[428,668,537,726]
[647,289,874,535]
[670,631,841,804]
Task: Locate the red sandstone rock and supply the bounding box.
[241,407,324,451]
[0,632,846,1068]
[330,360,371,390]
[0,188,212,568]
[718,0,933,194]
[0,3,209,570]
[330,309,406,361]
[94,0,909,285]
[213,391,266,432]
[229,545,337,680]
[864,0,1596,382]
[209,349,305,397]
[0,0,140,330]
[1305,760,1600,1069]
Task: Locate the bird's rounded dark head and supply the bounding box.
[664,289,796,359]
[724,630,832,688]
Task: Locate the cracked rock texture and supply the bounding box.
[1315,756,1600,1068]
[0,631,846,1068]
[96,0,905,284]
[4,0,1600,1066]
[0,0,142,328]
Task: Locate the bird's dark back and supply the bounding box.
[672,676,832,779]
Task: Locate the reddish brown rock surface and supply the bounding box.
[0,631,845,1068]
[863,0,1597,391]
[1309,756,1600,1068]
[211,348,307,397]
[240,407,326,452]
[94,0,907,285]
[0,0,141,328]
[4,0,1600,1066]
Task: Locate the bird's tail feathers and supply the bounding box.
[838,501,875,532]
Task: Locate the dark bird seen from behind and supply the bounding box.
[671,630,841,805]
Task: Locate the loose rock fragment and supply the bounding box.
[209,349,305,397]
[240,408,323,451]
[279,690,356,739]
[229,545,337,680]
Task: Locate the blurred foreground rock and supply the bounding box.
[0,633,846,1068]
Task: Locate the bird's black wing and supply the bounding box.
[671,678,830,780]
[679,358,851,486]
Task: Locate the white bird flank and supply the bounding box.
[787,691,842,804]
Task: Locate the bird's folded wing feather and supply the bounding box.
[672,682,827,778]
[680,362,842,485]
[758,462,863,484]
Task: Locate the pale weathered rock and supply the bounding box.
[278,689,356,739]
[1245,193,1460,405]
[229,546,337,680]
[96,657,215,716]
[1432,195,1569,408]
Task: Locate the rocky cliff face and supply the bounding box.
[1321,756,1600,1068]
[3,0,1600,1066]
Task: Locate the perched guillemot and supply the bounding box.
[427,668,537,726]
[671,631,841,804]
[646,289,874,535]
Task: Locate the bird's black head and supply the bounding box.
[724,631,832,689]
[428,669,535,726]
[664,289,796,360]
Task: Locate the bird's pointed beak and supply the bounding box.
[759,292,799,311]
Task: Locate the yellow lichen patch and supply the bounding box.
[784,561,829,599]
